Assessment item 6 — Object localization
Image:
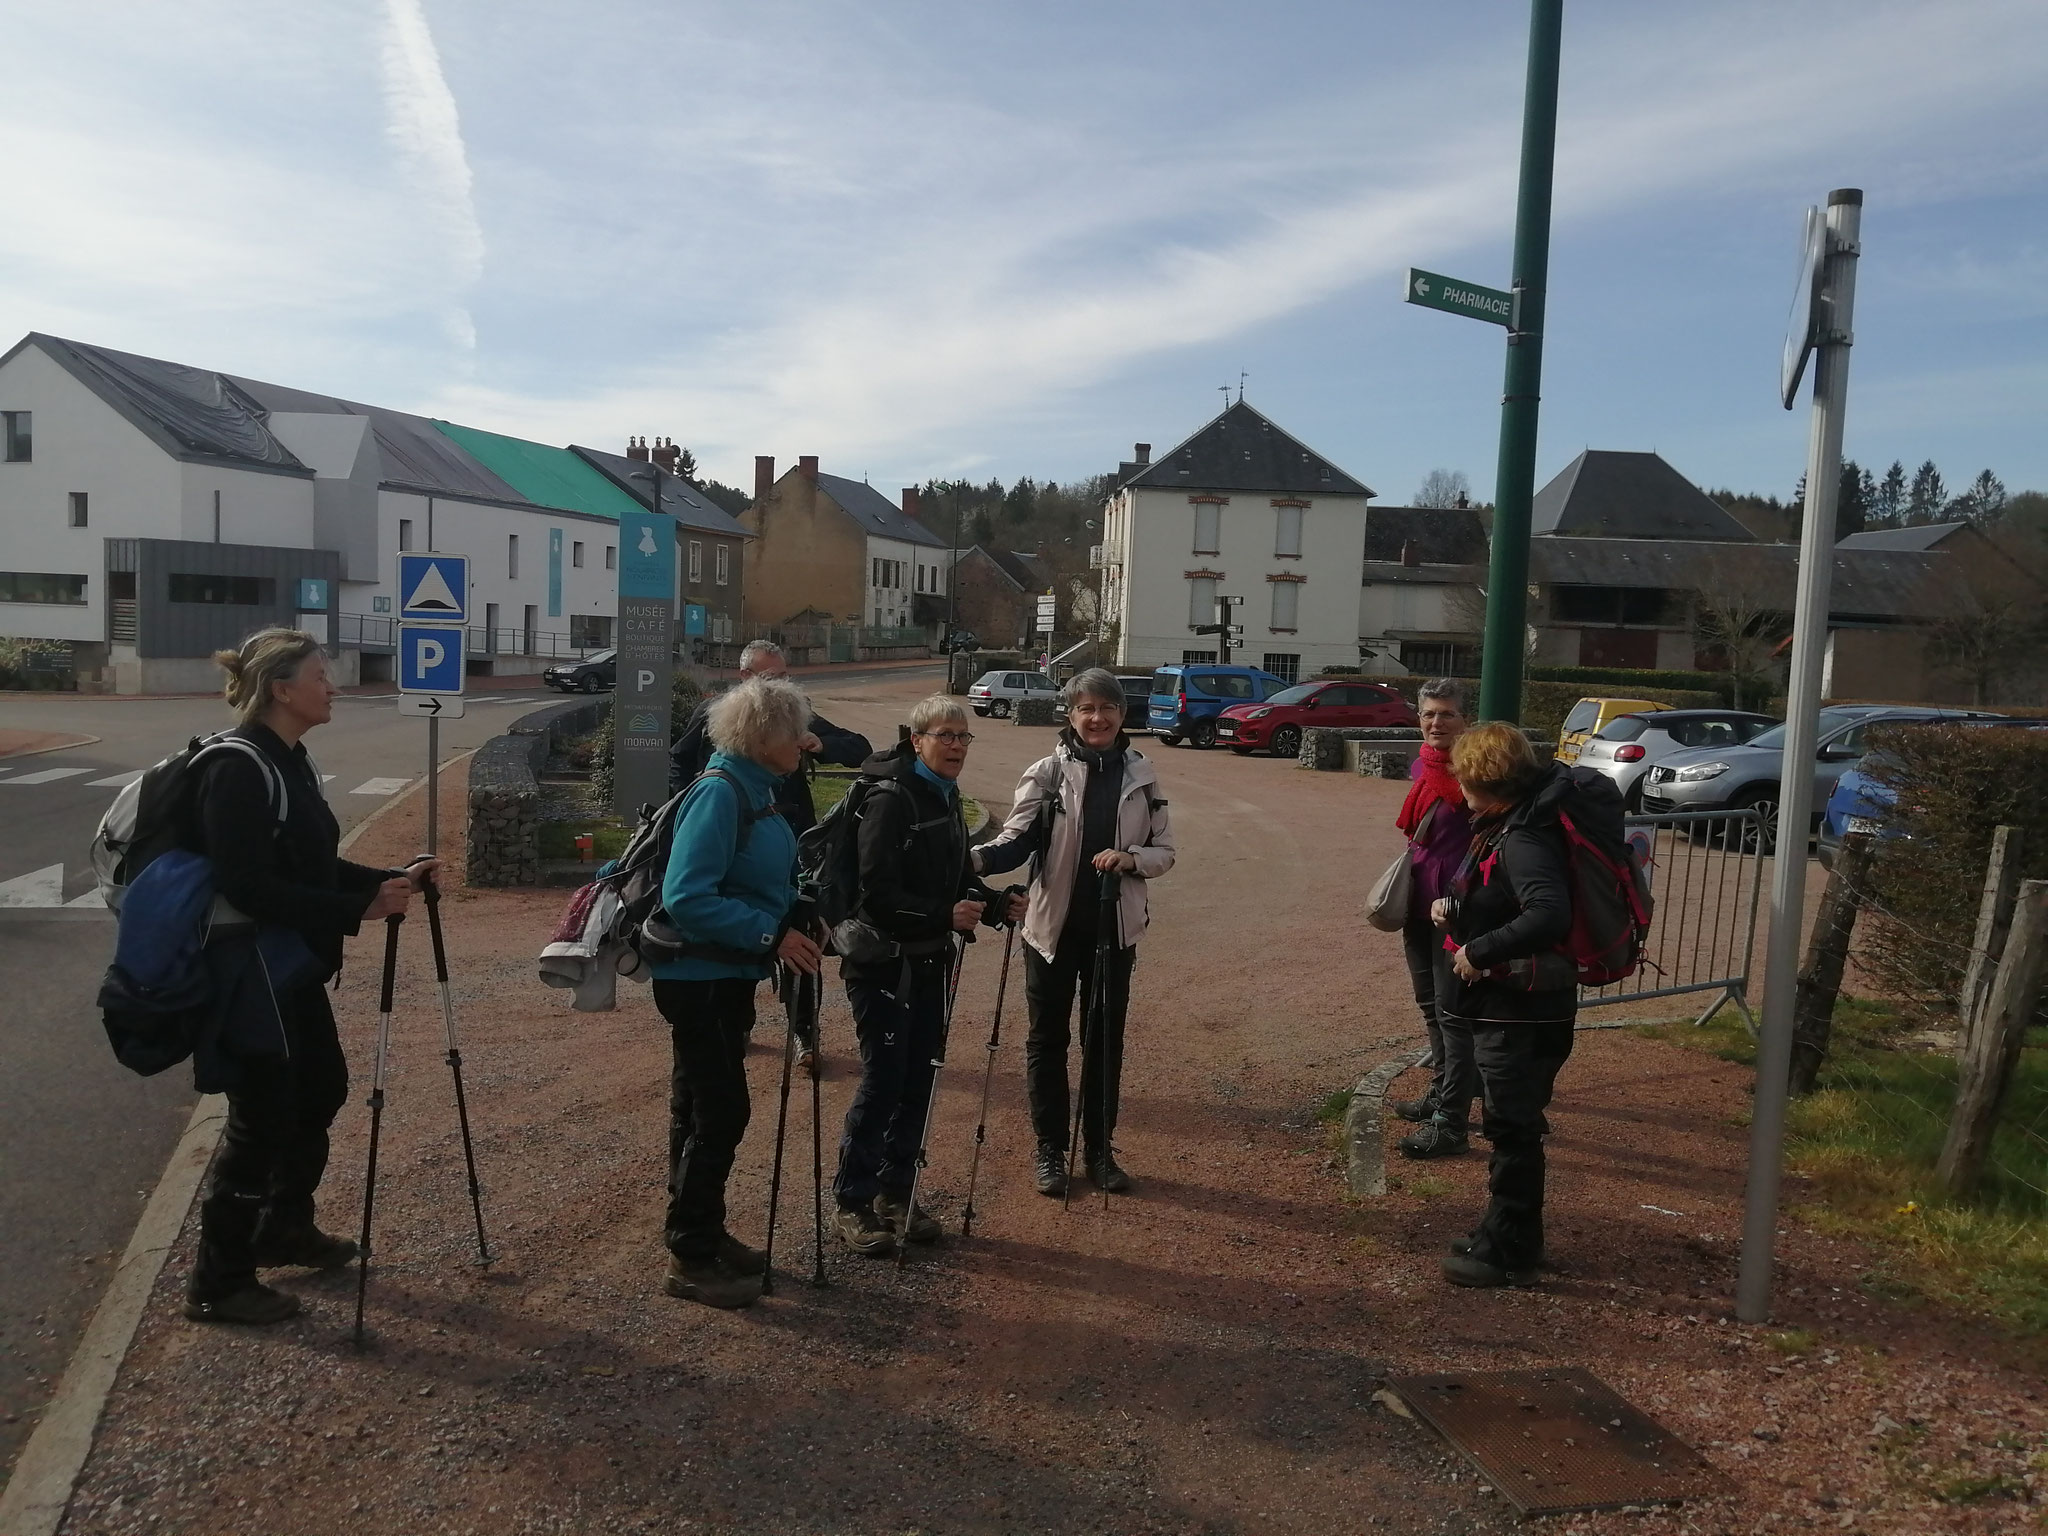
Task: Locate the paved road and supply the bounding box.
[0,685,559,1478]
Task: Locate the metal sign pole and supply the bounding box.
[426,715,439,856]
[1737,188,1863,1324]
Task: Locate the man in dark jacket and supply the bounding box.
[668,641,870,836]
[829,696,1016,1257]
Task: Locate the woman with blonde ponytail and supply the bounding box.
[176,629,439,1326]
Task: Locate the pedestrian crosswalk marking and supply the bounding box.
[2,767,93,786]
[65,887,106,907]
[87,770,145,788]
[351,777,412,796]
[0,864,65,907]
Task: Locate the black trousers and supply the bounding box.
[656,978,757,1261]
[1461,1016,1575,1269]
[1403,919,1476,1128]
[190,983,349,1301]
[834,955,948,1208]
[1022,928,1135,1157]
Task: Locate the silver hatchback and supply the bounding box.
[1578,709,1777,809]
[967,668,1059,718]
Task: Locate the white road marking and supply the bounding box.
[65,887,106,908]
[322,774,337,783]
[350,777,413,796]
[2,768,93,786]
[0,864,65,907]
[87,771,145,788]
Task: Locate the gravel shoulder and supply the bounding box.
[56,674,2048,1535]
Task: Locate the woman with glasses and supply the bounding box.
[830,696,1019,1257]
[973,667,1175,1197]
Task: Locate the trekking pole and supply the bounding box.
[761,963,801,1296]
[421,869,490,1265]
[806,967,828,1288]
[1064,869,1122,1213]
[898,933,965,1267]
[1094,870,1122,1213]
[354,912,404,1350]
[960,906,1021,1236]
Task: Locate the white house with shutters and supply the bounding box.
[1099,401,1375,682]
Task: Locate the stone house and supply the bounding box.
[738,455,948,633]
[1357,504,1489,676]
[948,544,1054,651]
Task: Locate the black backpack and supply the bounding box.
[797,774,954,958]
[602,770,784,967]
[90,731,290,913]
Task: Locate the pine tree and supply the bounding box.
[1835,458,1869,539]
[1960,469,2007,522]
[1874,460,1906,526]
[1906,460,1945,524]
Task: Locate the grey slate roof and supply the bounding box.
[18,333,309,475]
[571,446,751,538]
[1532,450,1755,542]
[1363,505,1488,564]
[1120,401,1373,497]
[817,472,946,548]
[965,545,1053,592]
[1528,537,1970,620]
[1837,522,1967,551]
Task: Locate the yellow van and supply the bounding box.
[1555,697,1673,765]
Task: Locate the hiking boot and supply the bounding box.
[718,1232,768,1276]
[796,1044,818,1079]
[1398,1119,1469,1159]
[1033,1144,1067,1198]
[1448,1235,1549,1270]
[874,1189,941,1244]
[1390,1094,1437,1123]
[1084,1150,1133,1194]
[182,1283,302,1326]
[663,1253,759,1309]
[832,1203,898,1258]
[1441,1252,1539,1289]
[254,1226,360,1270]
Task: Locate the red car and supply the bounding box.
[1216,678,1417,757]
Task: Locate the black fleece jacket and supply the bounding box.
[848,742,999,965]
[1440,763,1578,1024]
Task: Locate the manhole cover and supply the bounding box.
[1387,1367,1726,1517]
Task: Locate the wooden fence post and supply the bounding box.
[1958,826,2024,1061]
[1788,833,1873,1096]
[1937,879,2048,1199]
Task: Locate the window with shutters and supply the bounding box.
[1187,575,1217,628]
[1274,505,1302,557]
[1193,502,1220,554]
[715,544,729,586]
[688,541,703,582]
[1269,578,1300,632]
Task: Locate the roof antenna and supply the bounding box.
[1238,371,1248,403]
[1218,383,1231,410]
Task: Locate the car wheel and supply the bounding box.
[972,705,990,717]
[1190,719,1216,749]
[1158,733,1182,747]
[580,675,601,694]
[1270,725,1302,759]
[1731,786,1779,854]
[991,698,1012,719]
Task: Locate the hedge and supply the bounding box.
[1528,665,1736,703]
[1859,723,2048,1023]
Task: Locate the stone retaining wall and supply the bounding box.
[468,697,607,887]
[1298,726,1421,771]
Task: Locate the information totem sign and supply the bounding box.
[614,508,676,817]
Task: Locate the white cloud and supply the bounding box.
[378,0,483,351]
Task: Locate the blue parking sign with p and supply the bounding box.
[399,624,465,694]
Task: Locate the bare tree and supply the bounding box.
[1691,554,1790,710]
[1414,469,1472,508]
[1924,526,2048,704]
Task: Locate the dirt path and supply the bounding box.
[58,675,2048,1535]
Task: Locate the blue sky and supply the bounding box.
[3,0,2043,504]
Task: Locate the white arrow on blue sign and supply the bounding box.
[398,552,470,623]
[398,624,466,694]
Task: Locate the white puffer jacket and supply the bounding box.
[973,741,1175,959]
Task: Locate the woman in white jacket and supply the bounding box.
[973,668,1175,1196]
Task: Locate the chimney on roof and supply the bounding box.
[1134,443,1151,465]
[651,437,680,473]
[754,455,775,504]
[798,454,819,482]
[1456,493,1469,509]
[627,436,649,462]
[901,486,921,521]
[1400,539,1419,568]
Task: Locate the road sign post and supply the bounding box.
[1738,189,1864,1326]
[615,506,677,817]
[399,616,467,855]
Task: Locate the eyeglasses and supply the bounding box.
[917,730,976,746]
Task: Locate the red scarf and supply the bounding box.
[1397,742,1462,837]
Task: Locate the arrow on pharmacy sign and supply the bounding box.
[1405,267,1516,327]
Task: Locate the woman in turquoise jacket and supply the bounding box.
[655,675,822,1310]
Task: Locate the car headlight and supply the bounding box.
[1246,708,1271,720]
[1674,761,1729,783]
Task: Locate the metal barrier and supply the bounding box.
[1579,809,1766,1032]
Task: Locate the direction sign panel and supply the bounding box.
[1780,205,1827,409]
[1405,268,1515,327]
[398,623,466,694]
[398,552,470,623]
[398,694,466,719]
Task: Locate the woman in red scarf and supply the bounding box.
[1391,679,1477,1157]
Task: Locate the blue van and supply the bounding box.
[1147,664,1292,748]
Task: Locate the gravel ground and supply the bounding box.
[57,673,2048,1535]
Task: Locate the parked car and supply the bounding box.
[543,649,616,693]
[1817,718,2048,868]
[1640,703,2004,851]
[1113,674,1154,717]
[942,629,980,653]
[967,668,1059,718]
[1577,709,1778,810]
[1216,677,1416,758]
[1146,663,1291,748]
[1554,697,1674,765]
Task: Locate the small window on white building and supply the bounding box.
[605,545,616,570]
[1270,578,1300,632]
[399,518,415,552]
[68,492,87,528]
[2,411,30,462]
[1193,503,1220,555]
[1274,505,1302,557]
[916,564,925,593]
[572,541,585,568]
[508,534,520,579]
[1187,576,1218,629]
[688,541,703,583]
[715,545,729,586]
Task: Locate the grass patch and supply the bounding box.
[1404,1174,1455,1199]
[1652,994,2048,1337]
[1316,1088,1353,1124]
[1766,1328,1818,1357]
